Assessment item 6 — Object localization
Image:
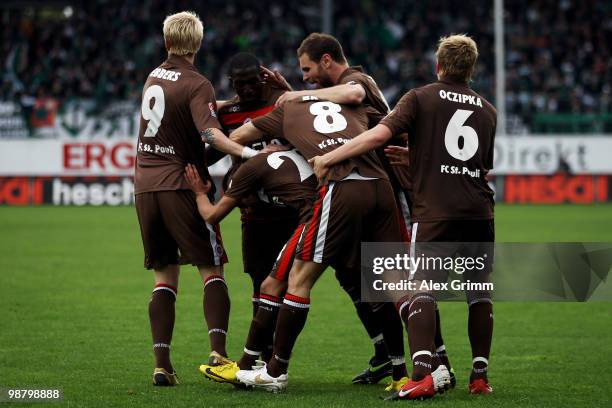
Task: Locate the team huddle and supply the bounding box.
[134,11,496,401]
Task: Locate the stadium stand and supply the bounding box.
[0,0,610,136]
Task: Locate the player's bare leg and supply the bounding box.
[150,264,180,385]
[199,265,231,363]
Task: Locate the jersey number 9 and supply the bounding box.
[141,85,165,137]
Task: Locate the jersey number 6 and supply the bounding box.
[444,109,478,161]
[141,85,165,137]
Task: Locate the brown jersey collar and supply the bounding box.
[338,65,365,83]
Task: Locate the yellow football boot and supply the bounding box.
[385,376,409,392]
[199,361,242,385]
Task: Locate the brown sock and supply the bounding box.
[434,308,452,371]
[375,302,406,380]
[238,293,282,370]
[338,270,387,360]
[149,283,177,372]
[398,294,436,381]
[203,275,230,357]
[468,301,493,381]
[267,293,310,377]
[431,346,442,371]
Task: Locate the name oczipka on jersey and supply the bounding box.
[137,142,176,155]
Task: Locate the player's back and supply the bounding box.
[279,98,388,184]
[384,80,496,221]
[225,150,317,223]
[135,55,219,194]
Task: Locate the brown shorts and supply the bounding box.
[409,219,495,303]
[412,219,494,242]
[135,190,228,270]
[295,179,402,270]
[242,217,299,290]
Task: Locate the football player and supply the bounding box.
[311,34,496,399]
[134,12,260,386]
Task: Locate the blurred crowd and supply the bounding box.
[1,0,610,134]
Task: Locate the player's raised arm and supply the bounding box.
[184,164,237,224]
[231,105,284,146]
[309,124,392,180]
[261,66,293,91]
[276,83,365,107]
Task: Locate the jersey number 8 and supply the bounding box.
[141,85,165,137]
[310,101,348,134]
[444,109,478,161]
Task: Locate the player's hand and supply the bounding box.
[308,155,330,181]
[384,145,410,166]
[261,66,292,91]
[184,164,212,194]
[275,90,304,107]
[261,143,290,153]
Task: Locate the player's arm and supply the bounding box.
[276,83,366,107]
[191,81,258,159]
[184,164,237,224]
[202,128,258,159]
[229,122,265,146]
[309,124,392,180]
[231,106,283,146]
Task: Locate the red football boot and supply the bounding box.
[395,375,435,400]
[469,378,493,394]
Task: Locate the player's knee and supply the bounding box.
[286,261,326,298]
[260,276,287,297]
[286,273,311,296]
[198,265,224,283]
[153,264,179,286]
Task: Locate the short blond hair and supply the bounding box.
[163,11,203,56]
[436,34,478,82]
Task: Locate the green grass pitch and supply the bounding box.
[1,204,611,407]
